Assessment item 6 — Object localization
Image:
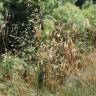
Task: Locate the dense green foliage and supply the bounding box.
[0,0,40,53]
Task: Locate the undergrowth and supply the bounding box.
[0,0,96,96]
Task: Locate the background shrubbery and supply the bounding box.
[0,0,96,96]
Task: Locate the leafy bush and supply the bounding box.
[0,54,26,80]
[52,3,90,29]
[82,5,96,27]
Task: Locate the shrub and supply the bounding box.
[0,0,40,53]
[52,3,90,30]
[0,54,26,80]
[82,5,96,27]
